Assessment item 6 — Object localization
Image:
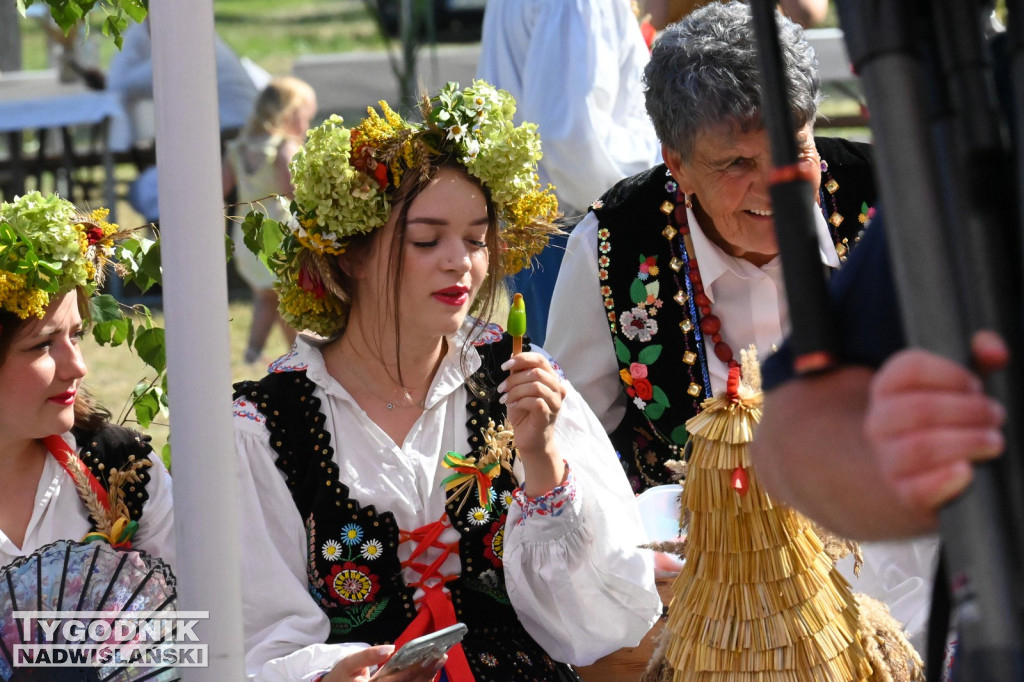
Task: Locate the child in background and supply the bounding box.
[223,76,318,364]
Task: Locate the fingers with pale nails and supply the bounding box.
[865,331,1008,525]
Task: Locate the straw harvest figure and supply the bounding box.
[644,348,923,682]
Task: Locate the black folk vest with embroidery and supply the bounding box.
[71,423,155,528]
[594,138,877,493]
[233,334,577,682]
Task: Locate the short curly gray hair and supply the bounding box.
[644,1,821,161]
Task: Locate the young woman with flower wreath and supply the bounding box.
[0,192,175,579]
[232,81,662,681]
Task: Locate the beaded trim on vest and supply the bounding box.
[70,423,154,529]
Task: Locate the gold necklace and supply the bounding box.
[337,356,425,411]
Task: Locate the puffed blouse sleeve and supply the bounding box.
[501,352,662,666]
[233,411,366,681]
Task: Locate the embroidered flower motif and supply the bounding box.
[600,285,612,297]
[483,518,504,566]
[604,298,615,310]
[479,568,501,589]
[638,256,657,281]
[468,506,491,525]
[632,377,654,401]
[619,306,658,342]
[328,562,380,604]
[598,268,609,280]
[479,653,500,667]
[629,362,648,379]
[470,320,504,346]
[598,255,610,268]
[633,396,648,410]
[597,227,610,239]
[321,539,343,562]
[591,199,604,210]
[599,241,611,254]
[499,490,515,509]
[359,539,383,561]
[340,524,363,545]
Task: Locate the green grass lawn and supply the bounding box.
[82,297,295,466]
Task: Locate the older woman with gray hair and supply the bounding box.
[545,1,951,661]
[547,0,875,492]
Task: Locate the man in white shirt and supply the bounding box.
[476,0,662,345]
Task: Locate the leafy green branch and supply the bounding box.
[17,0,147,49]
[88,232,169,459]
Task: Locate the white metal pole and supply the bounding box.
[149,0,245,678]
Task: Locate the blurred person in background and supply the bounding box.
[223,76,318,365]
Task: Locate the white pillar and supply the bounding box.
[149,0,245,677]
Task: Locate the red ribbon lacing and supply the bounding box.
[392,514,474,681]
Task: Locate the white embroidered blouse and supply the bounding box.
[233,321,662,681]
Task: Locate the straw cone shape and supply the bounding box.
[662,356,874,681]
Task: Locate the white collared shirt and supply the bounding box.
[0,432,176,570]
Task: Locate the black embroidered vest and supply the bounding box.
[71,423,155,529]
[233,334,579,682]
[594,137,877,492]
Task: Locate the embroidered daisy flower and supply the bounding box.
[619,306,658,342]
[468,507,490,525]
[321,540,343,562]
[479,568,500,589]
[359,539,383,561]
[500,491,515,509]
[340,524,363,545]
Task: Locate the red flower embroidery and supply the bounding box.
[632,377,654,401]
[328,562,380,604]
[483,517,505,567]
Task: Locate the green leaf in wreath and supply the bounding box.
[637,344,662,365]
[89,293,123,324]
[629,278,648,305]
[613,336,631,364]
[645,403,666,420]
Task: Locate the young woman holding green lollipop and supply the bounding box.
[232,81,661,681]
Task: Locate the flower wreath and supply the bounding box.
[245,80,561,338]
[0,192,124,320]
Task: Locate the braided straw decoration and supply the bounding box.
[662,347,877,681]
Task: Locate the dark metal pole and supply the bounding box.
[749,0,838,374]
[835,0,1024,678]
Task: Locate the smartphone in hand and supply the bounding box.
[375,623,468,676]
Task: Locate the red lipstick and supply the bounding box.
[433,285,470,307]
[48,390,77,406]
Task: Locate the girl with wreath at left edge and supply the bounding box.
[0,192,175,573]
[231,80,662,681]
